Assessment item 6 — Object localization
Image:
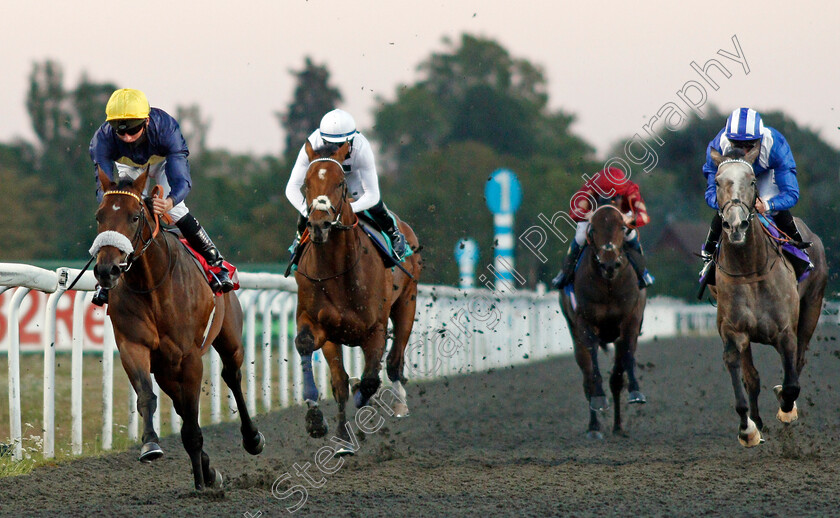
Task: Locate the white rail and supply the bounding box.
[1,263,578,461]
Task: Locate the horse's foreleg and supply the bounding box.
[295,320,330,438]
[355,326,387,409]
[775,331,800,423]
[740,346,763,431]
[573,328,605,439]
[118,343,162,461]
[723,333,762,447]
[322,340,354,455]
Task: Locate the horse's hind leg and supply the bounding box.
[118,343,163,461]
[774,331,800,423]
[740,346,763,431]
[214,325,265,455]
[354,325,387,409]
[385,290,417,417]
[795,293,824,374]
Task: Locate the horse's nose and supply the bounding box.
[94,262,121,280]
[738,220,749,232]
[722,220,731,231]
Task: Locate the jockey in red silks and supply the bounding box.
[551,167,654,289]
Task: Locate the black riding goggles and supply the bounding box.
[110,119,147,136]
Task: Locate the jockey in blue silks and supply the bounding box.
[699,108,811,282]
[89,89,235,305]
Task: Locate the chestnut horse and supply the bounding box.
[708,146,827,447]
[293,141,422,455]
[559,204,647,440]
[92,168,264,490]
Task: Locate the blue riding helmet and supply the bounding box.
[725,108,764,141]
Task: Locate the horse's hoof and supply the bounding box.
[244,431,265,455]
[138,442,163,462]
[776,403,799,424]
[589,396,609,412]
[628,391,646,404]
[738,418,765,447]
[586,430,604,441]
[333,446,356,457]
[393,402,410,418]
[613,428,629,438]
[208,468,224,488]
[306,407,329,438]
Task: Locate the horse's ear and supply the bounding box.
[97,166,115,192]
[304,139,318,161]
[744,144,760,165]
[133,166,149,193]
[334,141,350,162]
[710,149,724,167]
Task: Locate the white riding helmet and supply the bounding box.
[319,109,357,143]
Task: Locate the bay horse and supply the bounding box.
[92,168,264,490]
[559,203,647,440]
[293,140,422,455]
[708,146,827,447]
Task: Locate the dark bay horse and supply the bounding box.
[560,204,647,440]
[294,140,422,455]
[708,147,827,447]
[92,168,264,489]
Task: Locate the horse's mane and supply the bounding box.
[113,177,139,192]
[314,143,341,158]
[723,148,747,160]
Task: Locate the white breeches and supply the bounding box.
[115,162,189,222]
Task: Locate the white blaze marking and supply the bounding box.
[112,203,120,211]
[318,168,326,180]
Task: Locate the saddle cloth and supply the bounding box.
[178,237,240,294]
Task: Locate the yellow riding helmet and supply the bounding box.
[105,89,150,121]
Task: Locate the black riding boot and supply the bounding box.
[176,213,234,293]
[285,213,308,277]
[551,241,583,289]
[367,201,406,258]
[773,210,811,249]
[624,235,654,288]
[91,286,109,306]
[697,212,722,299]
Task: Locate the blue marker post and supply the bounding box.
[454,238,479,289]
[484,169,523,292]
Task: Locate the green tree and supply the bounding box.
[278,57,342,164]
[0,142,56,259]
[373,34,592,172]
[373,34,597,285]
[25,60,117,258]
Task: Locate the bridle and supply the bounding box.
[297,157,361,282]
[95,189,173,293]
[586,205,627,271]
[306,158,358,231]
[716,159,758,224]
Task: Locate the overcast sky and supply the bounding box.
[1,1,837,160]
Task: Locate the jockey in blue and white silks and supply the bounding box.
[699,108,811,284]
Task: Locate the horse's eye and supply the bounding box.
[132,214,140,223]
[715,180,720,187]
